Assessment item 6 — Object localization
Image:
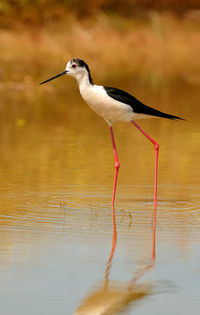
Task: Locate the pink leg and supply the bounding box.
[109,126,120,228]
[131,120,159,259]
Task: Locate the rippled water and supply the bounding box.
[0,77,200,314]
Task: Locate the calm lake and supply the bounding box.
[0,74,200,314]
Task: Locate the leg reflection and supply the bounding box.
[131,213,156,285]
[74,205,156,315]
[104,207,117,290]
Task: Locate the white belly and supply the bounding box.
[79,84,134,124]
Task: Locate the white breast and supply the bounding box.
[79,84,134,124]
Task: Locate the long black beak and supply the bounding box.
[40,70,67,85]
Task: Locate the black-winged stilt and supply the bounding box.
[40,58,184,235]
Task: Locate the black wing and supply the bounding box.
[104,86,184,120]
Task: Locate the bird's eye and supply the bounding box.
[72,64,77,68]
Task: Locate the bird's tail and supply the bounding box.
[154,111,185,120]
[142,106,185,120]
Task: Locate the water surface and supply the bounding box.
[0,77,200,314]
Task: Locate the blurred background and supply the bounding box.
[1,0,200,86]
[0,0,200,195]
[0,1,200,315]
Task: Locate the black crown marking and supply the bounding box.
[71,58,93,85]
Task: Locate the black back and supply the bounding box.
[104,86,183,120]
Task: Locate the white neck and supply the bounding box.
[74,71,92,90]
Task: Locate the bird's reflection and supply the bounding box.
[74,209,156,315]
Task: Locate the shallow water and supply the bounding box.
[0,77,200,314]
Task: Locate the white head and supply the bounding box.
[40,58,93,86]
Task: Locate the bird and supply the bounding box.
[40,58,184,233]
